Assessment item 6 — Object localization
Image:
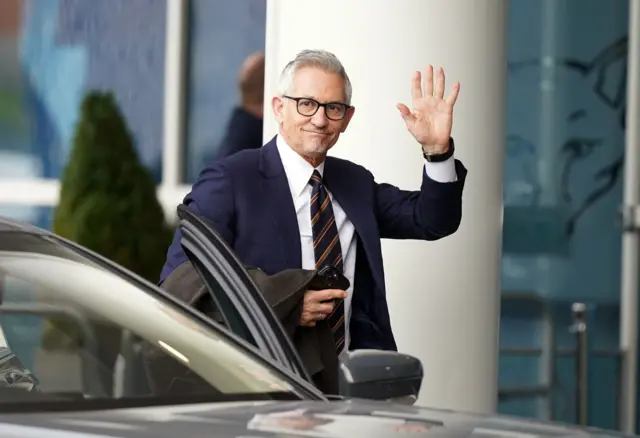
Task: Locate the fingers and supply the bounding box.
[396,103,413,124]
[419,65,457,104]
[435,66,445,99]
[423,65,434,97]
[411,71,422,103]
[299,304,333,327]
[305,288,347,303]
[299,316,316,327]
[308,301,335,315]
[300,306,323,326]
[300,288,346,326]
[446,81,461,106]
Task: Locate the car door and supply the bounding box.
[176,205,311,383]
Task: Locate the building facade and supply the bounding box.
[0,0,636,431]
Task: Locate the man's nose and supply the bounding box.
[311,107,329,127]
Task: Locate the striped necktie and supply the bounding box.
[309,170,345,352]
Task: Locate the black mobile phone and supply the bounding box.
[307,266,350,291]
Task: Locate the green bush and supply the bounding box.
[43,91,173,351]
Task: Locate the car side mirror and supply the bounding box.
[339,349,423,404]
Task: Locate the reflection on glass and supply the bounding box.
[0,205,53,371]
[247,408,437,437]
[184,0,266,182]
[0,0,165,181]
[0,347,40,394]
[499,0,628,427]
[502,0,628,300]
[0,235,297,404]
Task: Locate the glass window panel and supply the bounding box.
[0,242,297,401]
[0,0,165,182]
[503,0,628,301]
[0,204,53,371]
[499,0,628,426]
[184,0,266,183]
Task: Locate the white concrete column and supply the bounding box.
[264,0,507,413]
[619,0,640,432]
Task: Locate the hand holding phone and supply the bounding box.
[299,266,350,327]
[306,266,350,291]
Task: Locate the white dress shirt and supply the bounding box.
[276,136,457,353]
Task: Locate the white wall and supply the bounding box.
[264,0,508,413]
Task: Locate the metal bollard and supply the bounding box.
[570,302,589,426]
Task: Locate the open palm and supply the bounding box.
[397,65,460,153]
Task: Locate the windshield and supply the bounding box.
[0,233,301,407]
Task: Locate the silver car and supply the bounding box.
[0,212,634,438]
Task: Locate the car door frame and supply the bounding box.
[177,205,312,383]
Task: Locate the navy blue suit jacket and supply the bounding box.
[161,136,467,351]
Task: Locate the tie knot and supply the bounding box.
[309,170,323,187]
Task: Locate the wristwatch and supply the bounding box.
[423,137,455,163]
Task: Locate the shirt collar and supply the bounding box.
[276,135,325,198]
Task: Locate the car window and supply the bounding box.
[0,249,300,405]
[182,247,258,347]
[177,207,310,382]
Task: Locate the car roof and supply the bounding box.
[0,217,69,256]
[0,216,47,235]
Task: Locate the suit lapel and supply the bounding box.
[259,137,302,269]
[324,158,385,290]
[323,158,367,236]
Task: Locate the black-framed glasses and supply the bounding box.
[283,96,350,121]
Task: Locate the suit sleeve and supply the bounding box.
[184,162,236,243]
[159,162,236,283]
[375,159,467,240]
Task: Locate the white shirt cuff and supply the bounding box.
[423,156,457,183]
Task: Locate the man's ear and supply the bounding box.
[340,106,356,133]
[272,96,284,123]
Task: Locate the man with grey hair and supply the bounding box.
[161,49,467,387]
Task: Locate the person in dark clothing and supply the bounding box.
[148,259,341,395]
[214,52,265,159]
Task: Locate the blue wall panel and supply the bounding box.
[500,0,628,428]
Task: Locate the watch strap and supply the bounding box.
[423,138,455,163]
